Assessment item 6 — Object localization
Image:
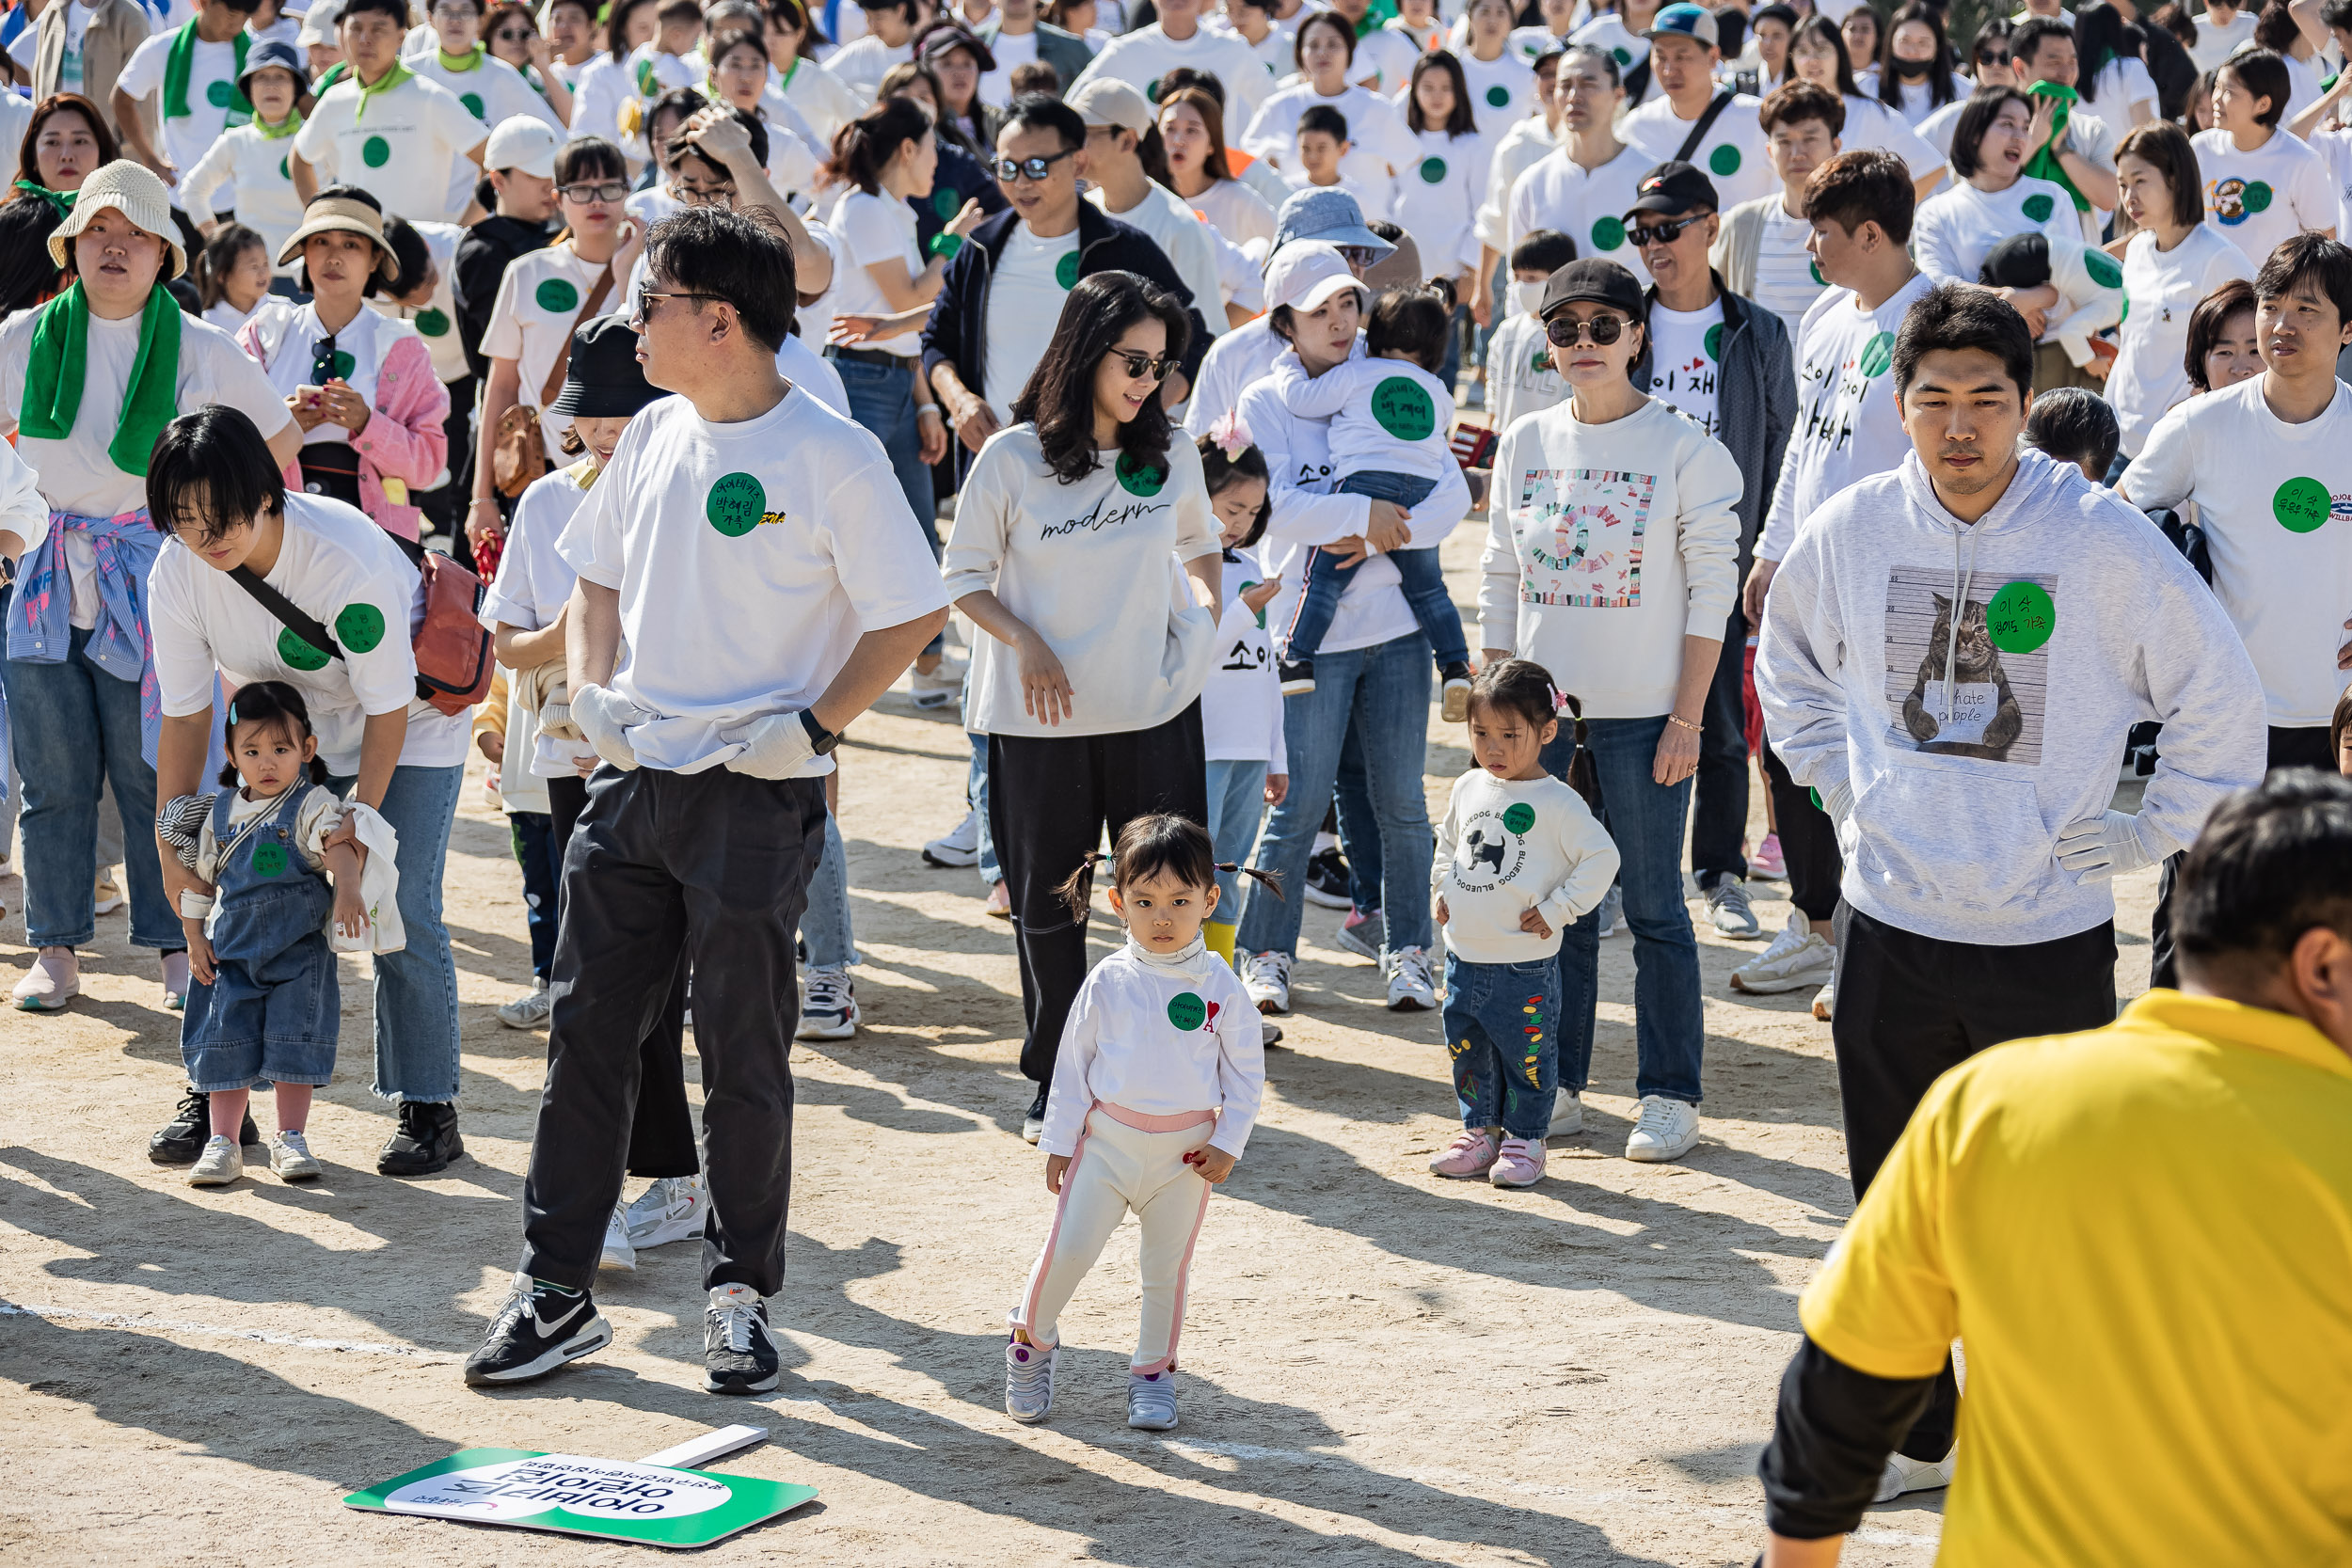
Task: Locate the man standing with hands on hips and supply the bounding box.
[463,206,950,1396]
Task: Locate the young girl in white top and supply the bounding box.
[191,223,281,335]
[1196,423,1285,969]
[1430,659,1618,1189]
[1006,814,1272,1433]
[1391,53,1487,290]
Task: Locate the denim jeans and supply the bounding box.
[329,762,464,1103]
[803,811,857,969]
[510,811,558,980]
[1203,757,1267,920]
[1541,716,1704,1104]
[834,352,944,657]
[1336,725,1382,914]
[967,731,1000,887]
[1,625,176,948]
[1236,632,1434,957]
[1287,474,1468,670]
[1441,950,1559,1140]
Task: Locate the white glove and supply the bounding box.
[1818,776,1855,829]
[571,683,649,771]
[2055,810,2156,884]
[723,711,818,779]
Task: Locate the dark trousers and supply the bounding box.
[418,373,475,569]
[1692,607,1749,889]
[510,810,559,979]
[1834,905,2118,1459]
[1760,737,1841,923]
[2150,724,2335,990]
[989,702,1209,1085]
[520,767,824,1293]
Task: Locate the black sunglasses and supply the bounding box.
[1105,349,1178,381]
[310,331,340,381]
[992,147,1078,182]
[1544,312,1630,347]
[1628,214,1705,247]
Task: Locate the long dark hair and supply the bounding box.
[1158,86,1234,182]
[1878,3,1957,111]
[193,222,267,312]
[606,0,657,61]
[2185,277,2255,392]
[1294,9,1357,72]
[1011,271,1189,486]
[1792,14,1860,101]
[2073,1,2133,102]
[1407,50,1476,136]
[824,95,932,195]
[220,680,333,789]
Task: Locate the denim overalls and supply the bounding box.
[180,784,342,1093]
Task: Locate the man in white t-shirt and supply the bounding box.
[1712,78,1843,337]
[828,0,916,102]
[291,0,492,224]
[1073,78,1227,334]
[1068,0,1273,130]
[110,0,263,198]
[1506,42,1651,278]
[465,205,950,1399]
[1617,4,1773,211]
[2191,0,2258,72]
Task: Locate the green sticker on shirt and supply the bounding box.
[1590,214,1625,252]
[2020,192,2055,223]
[1116,451,1167,496]
[277,626,332,671]
[535,277,580,313]
[1502,801,1535,834]
[362,135,390,167]
[2275,476,2332,532]
[1486,84,1511,107]
[1167,991,1206,1030]
[1146,75,1165,102]
[251,841,287,878]
[2084,249,2122,289]
[707,471,768,536]
[2243,180,2274,214]
[1984,579,2055,654]
[1055,250,1080,289]
[1370,374,1436,441]
[1702,323,1722,360]
[1856,330,1895,378]
[279,155,290,180]
[1419,155,1447,184]
[414,307,450,336]
[1707,143,1740,177]
[1612,45,1631,64]
[207,78,234,107]
[460,91,485,119]
[336,602,387,653]
[932,186,959,218]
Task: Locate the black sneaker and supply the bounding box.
[378,1101,465,1177]
[1277,657,1316,696]
[462,1275,612,1386]
[705,1284,782,1395]
[150,1087,258,1165]
[1304,845,1352,910]
[1439,660,1474,723]
[1021,1082,1049,1145]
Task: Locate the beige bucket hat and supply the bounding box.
[45,160,187,280]
[276,193,400,279]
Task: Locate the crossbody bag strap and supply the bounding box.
[1673,90,1736,166]
[536,262,616,407]
[229,563,344,663]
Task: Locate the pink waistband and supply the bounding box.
[1094,1101,1216,1132]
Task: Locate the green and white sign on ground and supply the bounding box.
[344,1444,816,1548]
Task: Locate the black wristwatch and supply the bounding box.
[800,707,840,755]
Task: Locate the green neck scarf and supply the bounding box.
[635,55,657,96]
[2021,79,2090,214]
[12,179,74,218]
[164,21,251,121]
[252,110,302,140]
[20,283,183,477]
[315,60,348,92]
[351,59,414,121]
[437,43,484,71]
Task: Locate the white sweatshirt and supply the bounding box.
[1040,939,1266,1160]
[1433,769,1619,962]
[1272,348,1455,486]
[1912,175,2080,288]
[1756,446,2266,946]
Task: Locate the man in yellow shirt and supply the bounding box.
[1755,772,2352,1566]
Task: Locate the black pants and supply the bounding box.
[521,767,824,1293]
[2148,724,2332,990]
[989,702,1209,1084]
[1760,737,1841,923]
[1692,607,1749,889]
[417,372,475,562]
[1834,905,2118,1459]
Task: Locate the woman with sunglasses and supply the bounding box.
[483,0,579,128]
[242,188,451,543]
[941,270,1223,1142]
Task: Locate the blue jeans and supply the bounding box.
[330,762,464,1103]
[1542,717,1704,1104]
[967,732,1000,886]
[182,785,339,1091]
[1236,632,1433,957]
[803,812,857,969]
[1441,950,1559,1139]
[1283,474,1468,669]
[510,811,558,980]
[1,625,176,948]
[831,354,935,546]
[1203,757,1267,920]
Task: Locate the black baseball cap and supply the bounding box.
[1622,160,1721,221]
[1539,258,1646,321]
[548,314,661,419]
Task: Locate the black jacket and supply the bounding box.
[453,214,556,382]
[911,137,1010,261]
[1631,274,1794,584]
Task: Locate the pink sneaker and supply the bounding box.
[1489,1136,1547,1188]
[1430,1128,1499,1178]
[1751,832,1787,882]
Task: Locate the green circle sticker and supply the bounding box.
[277,626,331,671]
[2243,180,2273,214]
[1856,330,1895,378]
[706,471,768,536]
[1419,156,1446,184]
[1984,579,2056,655]
[335,602,387,653]
[2021,192,2055,223]
[1502,801,1535,834]
[251,841,287,878]
[1116,452,1166,496]
[415,307,450,336]
[930,232,963,259]
[327,349,356,380]
[1809,260,1825,285]
[1702,323,1722,360]
[1612,45,1631,64]
[1055,250,1080,290]
[278,154,290,179]
[2274,476,2332,532]
[1486,85,1510,107]
[361,135,390,167]
[207,78,234,107]
[460,90,485,119]
[1591,214,1625,251]
[1147,75,1164,102]
[2120,295,2131,324]
[932,187,959,218]
[1708,143,1740,176]
[1370,375,1436,441]
[535,277,579,313]
[2084,249,2122,289]
[1167,991,1206,1030]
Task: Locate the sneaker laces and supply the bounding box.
[1392,946,1432,989]
[804,970,850,1010]
[277,1130,310,1155]
[710,1292,762,1354]
[1633,1098,1682,1139]
[1248,950,1290,987]
[1709,880,1752,915]
[484,1275,540,1340]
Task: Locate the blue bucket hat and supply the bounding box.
[1269,187,1395,262]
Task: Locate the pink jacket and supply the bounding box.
[237,323,451,542]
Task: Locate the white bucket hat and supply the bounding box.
[45,160,187,281]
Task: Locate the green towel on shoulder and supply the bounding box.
[19,283,184,477]
[2022,79,2090,214]
[163,21,251,122]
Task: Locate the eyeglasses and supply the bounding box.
[1628,214,1705,247]
[1544,312,1630,347]
[1105,349,1178,380]
[632,285,722,323]
[674,178,734,202]
[561,180,630,203]
[991,147,1077,182]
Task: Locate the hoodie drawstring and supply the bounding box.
[1944,523,1980,724]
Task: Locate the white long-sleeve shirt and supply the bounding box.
[1272,348,1455,486]
[177,121,306,257]
[1433,769,1619,962]
[1040,941,1266,1159]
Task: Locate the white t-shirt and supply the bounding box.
[246,302,393,451]
[1619,91,1775,210]
[1644,297,1724,439]
[114,25,242,191]
[977,26,1038,105]
[177,120,306,257]
[479,459,597,784]
[1088,181,1225,333]
[1272,349,1454,483]
[1036,942,1263,1159]
[1854,69,1971,126]
[149,493,470,772]
[2107,224,2258,457]
[1757,270,1936,563]
[824,187,924,358]
[1475,113,1559,257]
[940,425,1221,738]
[1288,169,1394,225]
[2191,127,2338,274]
[1485,308,1567,436]
[1201,549,1286,766]
[776,332,849,416]
[1432,768,1618,961]
[1181,314,1285,439]
[1506,23,1575,69]
[1912,174,2081,285]
[1507,143,1650,282]
[1242,80,1419,191]
[1751,197,1828,338]
[982,220,1080,414]
[482,241,624,459]
[368,218,469,386]
[409,46,561,136]
[825,34,911,103]
[569,51,630,143]
[557,388,951,772]
[1457,49,1536,162]
[291,71,490,225]
[2191,9,2256,72]
[1206,12,1296,81]
[1190,178,1278,260]
[778,55,865,144]
[2074,55,2155,142]
[1834,92,1945,181]
[1349,25,1420,96]
[1070,24,1277,127]
[2311,127,2352,245]
[2120,377,2352,727]
[1391,127,1487,275]
[1568,13,1647,82]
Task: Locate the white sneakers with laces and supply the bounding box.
[1241,949,1292,1014]
[625,1173,707,1248]
[599,1202,637,1270]
[1624,1095,1701,1163]
[188,1133,243,1186]
[1384,945,1436,1011]
[1729,911,1836,994]
[922,809,981,868]
[268,1130,322,1181]
[796,966,859,1039]
[498,976,553,1029]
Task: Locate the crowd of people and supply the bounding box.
[0,0,2348,1557]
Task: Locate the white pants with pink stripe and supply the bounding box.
[1012,1104,1216,1374]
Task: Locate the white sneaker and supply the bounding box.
[1729,911,1836,994]
[1241,949,1292,1014]
[188,1133,244,1186]
[909,661,964,708]
[1704,878,1764,939]
[1548,1087,1582,1135]
[1594,885,1623,938]
[1813,974,1836,1022]
[625,1173,707,1248]
[497,977,552,1029]
[1875,1449,1955,1502]
[268,1130,322,1182]
[922,809,981,868]
[599,1202,637,1270]
[796,967,860,1039]
[1385,945,1437,1011]
[1624,1095,1700,1163]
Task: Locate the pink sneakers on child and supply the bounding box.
[1489,1137,1546,1188]
[1429,1128,1499,1178]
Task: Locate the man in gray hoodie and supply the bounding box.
[1755,282,2265,1501]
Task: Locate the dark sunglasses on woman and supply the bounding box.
[1543,313,1630,348]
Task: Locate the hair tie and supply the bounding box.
[1208,410,1251,458]
[1549,682,1570,716]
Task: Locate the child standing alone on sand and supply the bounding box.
[1006,815,1273,1432]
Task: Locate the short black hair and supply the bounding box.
[2219,46,2292,126]
[2184,276,2256,391]
[220,680,331,789]
[1511,227,1579,275]
[1001,90,1084,150]
[2175,771,2352,979]
[672,105,768,177]
[1892,282,2035,402]
[379,214,432,298]
[644,205,797,351]
[1297,103,1349,141]
[147,405,287,544]
[1949,85,2032,181]
[1558,40,1622,87]
[1155,66,1227,105]
[339,0,410,28]
[1365,283,1452,373]
[1978,230,2052,290]
[1804,148,1915,245]
[2010,14,2074,66]
[2324,0,2352,32]
[2255,230,2352,329]
[554,135,627,185]
[2024,386,2119,477]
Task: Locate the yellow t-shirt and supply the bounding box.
[1800,990,2352,1566]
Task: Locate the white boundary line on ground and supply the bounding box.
[0,1299,454,1361]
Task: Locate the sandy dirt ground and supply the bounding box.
[0,525,2161,1566]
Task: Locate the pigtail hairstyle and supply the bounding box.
[1050,814,1283,922]
[1470,658,1601,816]
[217,680,333,789]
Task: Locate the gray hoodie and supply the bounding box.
[1756,445,2265,945]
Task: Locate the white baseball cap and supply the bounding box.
[485,115,562,179]
[295,0,342,46]
[1264,240,1361,314]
